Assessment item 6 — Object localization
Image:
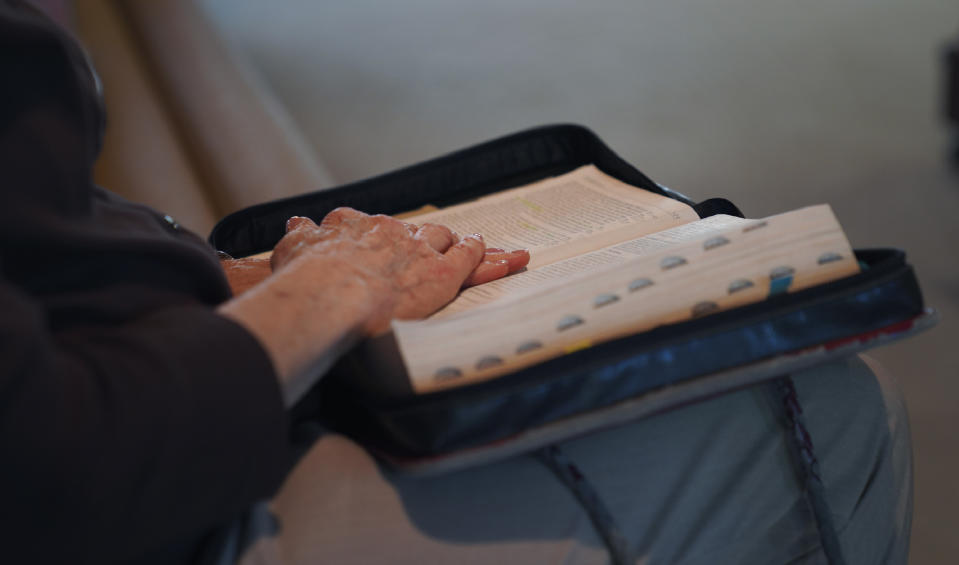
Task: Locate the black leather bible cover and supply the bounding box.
[211,125,933,473]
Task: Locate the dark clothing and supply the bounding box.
[1,2,289,563]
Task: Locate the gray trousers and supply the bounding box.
[223,354,911,564]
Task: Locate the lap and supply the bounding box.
[229,354,911,565]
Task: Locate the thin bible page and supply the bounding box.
[434,214,749,317]
[411,165,698,269]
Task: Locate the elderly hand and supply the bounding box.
[270,208,528,331]
[222,210,529,300]
[219,208,529,405]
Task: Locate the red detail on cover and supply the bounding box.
[784,316,919,358]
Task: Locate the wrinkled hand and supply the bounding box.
[219,207,530,404]
[270,208,528,333]
[220,257,273,297]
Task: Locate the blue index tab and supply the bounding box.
[768,277,793,296]
[768,265,795,296]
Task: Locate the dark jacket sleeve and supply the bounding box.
[0,280,290,563]
[1,3,291,563]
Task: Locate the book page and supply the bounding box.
[433,214,749,317]
[411,165,698,269]
[392,205,860,393]
[240,167,693,269]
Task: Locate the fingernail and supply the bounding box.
[470,233,483,241]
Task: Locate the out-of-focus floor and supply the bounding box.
[202,0,959,561]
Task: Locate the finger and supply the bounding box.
[505,249,530,272]
[415,223,457,253]
[368,214,418,240]
[286,216,318,233]
[484,248,505,254]
[320,207,366,228]
[442,233,486,280]
[483,249,530,273]
[463,259,510,287]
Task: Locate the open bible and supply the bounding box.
[212,124,929,466]
[376,165,861,394]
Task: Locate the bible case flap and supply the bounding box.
[209,124,933,473]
